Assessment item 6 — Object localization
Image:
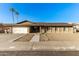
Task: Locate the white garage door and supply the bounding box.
[13,27,29,34]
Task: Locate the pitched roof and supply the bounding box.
[31,22,73,27]
[16,20,73,27]
[17,20,31,24]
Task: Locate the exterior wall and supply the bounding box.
[47,27,51,33]
[41,27,45,33]
[57,27,59,33]
[58,27,63,33]
[51,27,55,33]
[12,26,73,34]
[65,27,69,33]
[68,27,73,33]
[73,26,76,33]
[12,27,29,34]
[51,27,73,33]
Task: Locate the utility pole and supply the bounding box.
[15,11,19,23]
[10,8,20,33]
[10,8,15,33]
[10,8,15,24]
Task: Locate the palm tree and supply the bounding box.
[10,8,15,24]
[15,11,19,23]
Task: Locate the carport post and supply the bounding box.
[40,26,41,33]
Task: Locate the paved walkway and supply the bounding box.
[30,34,40,42]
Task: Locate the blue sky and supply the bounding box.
[0,3,79,23]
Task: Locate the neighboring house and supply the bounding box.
[0,20,78,34]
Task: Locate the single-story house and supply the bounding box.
[0,20,79,34]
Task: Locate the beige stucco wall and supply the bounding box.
[51,27,55,33]
[41,27,45,33]
[51,27,73,33]
[47,27,51,33]
[58,27,63,33]
[40,26,74,33]
[68,27,73,33]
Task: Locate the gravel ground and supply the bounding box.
[1,33,79,56]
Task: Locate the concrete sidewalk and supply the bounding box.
[30,34,40,42]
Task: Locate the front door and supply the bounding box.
[30,26,40,33]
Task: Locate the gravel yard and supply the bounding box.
[0,33,79,55]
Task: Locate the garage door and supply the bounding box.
[13,27,29,34]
